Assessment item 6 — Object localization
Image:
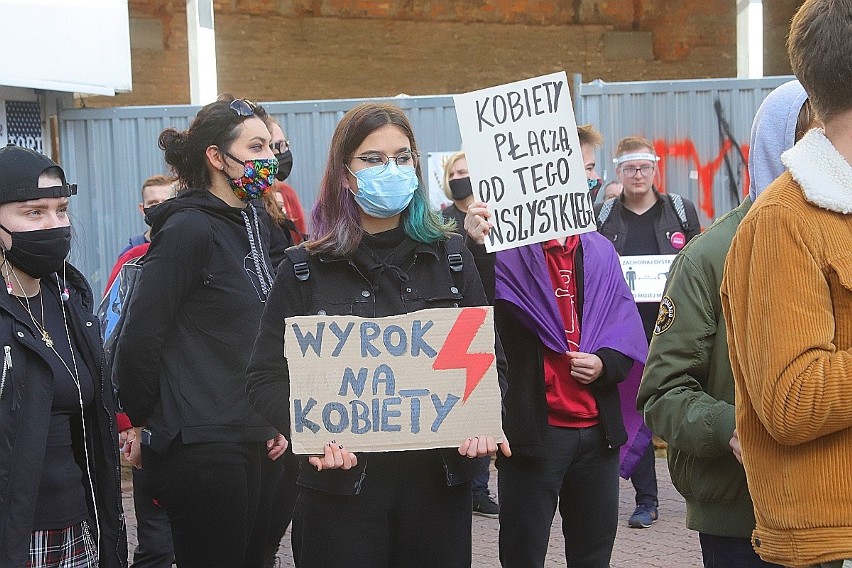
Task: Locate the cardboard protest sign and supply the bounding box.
[453,72,595,252]
[618,255,676,303]
[285,307,504,454]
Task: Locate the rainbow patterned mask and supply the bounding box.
[224,153,279,202]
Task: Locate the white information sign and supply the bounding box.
[619,255,676,303]
[453,72,595,252]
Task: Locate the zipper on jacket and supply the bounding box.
[0,345,11,400]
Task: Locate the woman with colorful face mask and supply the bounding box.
[113,95,288,568]
[0,146,126,567]
[245,102,507,567]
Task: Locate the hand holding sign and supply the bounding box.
[454,72,595,252]
[463,201,492,246]
[285,307,504,455]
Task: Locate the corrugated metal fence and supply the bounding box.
[59,75,793,294]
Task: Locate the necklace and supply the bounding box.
[16,291,53,347]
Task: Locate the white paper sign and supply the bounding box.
[453,72,595,252]
[426,151,455,211]
[619,255,676,303]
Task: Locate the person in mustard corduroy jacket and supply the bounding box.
[721,1,852,567]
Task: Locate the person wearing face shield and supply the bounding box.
[596,135,702,530]
[113,95,288,568]
[0,145,126,567]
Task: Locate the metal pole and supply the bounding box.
[736,0,764,78]
[186,0,218,104]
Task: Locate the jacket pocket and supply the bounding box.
[827,254,852,319]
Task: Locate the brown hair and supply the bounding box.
[140,175,174,196]
[308,102,451,256]
[788,0,852,121]
[158,94,268,191]
[577,124,603,148]
[614,135,655,158]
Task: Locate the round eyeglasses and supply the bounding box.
[621,164,655,177]
[350,151,419,173]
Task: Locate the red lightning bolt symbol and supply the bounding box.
[432,307,494,403]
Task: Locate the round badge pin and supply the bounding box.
[670,231,686,250]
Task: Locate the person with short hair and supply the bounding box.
[597,135,702,529]
[0,145,126,567]
[114,95,288,568]
[118,175,174,256]
[722,1,852,566]
[638,79,810,568]
[464,124,647,567]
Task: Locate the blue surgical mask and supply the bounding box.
[348,163,418,218]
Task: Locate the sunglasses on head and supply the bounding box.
[229,99,257,117]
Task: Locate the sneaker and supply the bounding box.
[628,503,658,528]
[472,493,499,518]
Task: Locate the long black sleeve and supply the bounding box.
[113,211,211,425]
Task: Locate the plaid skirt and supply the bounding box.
[28,520,98,568]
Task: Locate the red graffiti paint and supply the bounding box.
[652,140,750,220]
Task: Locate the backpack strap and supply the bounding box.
[285,245,311,282]
[666,193,690,232]
[284,245,313,313]
[597,197,616,228]
[442,235,466,295]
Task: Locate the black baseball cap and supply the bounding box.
[0,144,77,204]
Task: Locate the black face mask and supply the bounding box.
[0,225,71,279]
[275,149,293,181]
[448,177,473,201]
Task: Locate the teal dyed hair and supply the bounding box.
[402,182,456,243]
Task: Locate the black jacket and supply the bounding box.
[0,265,126,567]
[598,191,701,255]
[469,240,634,459]
[246,231,503,495]
[115,189,276,453]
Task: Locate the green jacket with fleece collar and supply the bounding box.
[637,197,756,539]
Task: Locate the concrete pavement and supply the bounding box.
[122,455,703,567]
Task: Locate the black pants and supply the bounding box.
[471,455,491,497]
[699,533,783,568]
[130,466,174,568]
[497,424,619,568]
[143,440,267,568]
[259,449,300,563]
[630,440,658,506]
[291,450,472,568]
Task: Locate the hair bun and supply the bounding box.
[159,128,189,167]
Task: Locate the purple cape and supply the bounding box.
[494,232,650,478]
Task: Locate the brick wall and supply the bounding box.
[81,0,803,108]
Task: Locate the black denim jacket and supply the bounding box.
[246,233,504,495]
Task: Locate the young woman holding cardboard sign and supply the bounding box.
[246,102,508,567]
